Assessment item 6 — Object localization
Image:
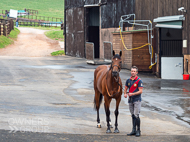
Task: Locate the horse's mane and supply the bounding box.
[113,54,121,59]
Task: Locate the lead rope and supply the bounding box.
[105,70,121,97]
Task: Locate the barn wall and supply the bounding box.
[65,7,85,57]
[99,0,135,59]
[135,0,190,74]
[65,0,84,9]
[101,0,135,28]
[65,0,136,58]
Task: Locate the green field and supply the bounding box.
[0,0,64,18]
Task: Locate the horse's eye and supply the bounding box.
[120,61,122,64]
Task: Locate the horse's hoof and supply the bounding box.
[109,122,113,128]
[97,123,101,128]
[114,129,120,133]
[106,129,112,133]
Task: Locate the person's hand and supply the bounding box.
[124,93,128,98]
[128,93,133,97]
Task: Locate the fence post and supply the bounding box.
[7,23,10,35]
[0,22,2,35]
[10,19,14,30]
[3,23,7,36]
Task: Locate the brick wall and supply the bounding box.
[113,31,151,71]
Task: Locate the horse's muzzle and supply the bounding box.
[112,71,118,77]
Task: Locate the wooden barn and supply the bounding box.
[64,0,190,79]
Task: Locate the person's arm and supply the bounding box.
[128,87,143,96]
[124,86,128,98]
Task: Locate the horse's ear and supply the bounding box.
[119,50,122,57]
[113,50,115,56]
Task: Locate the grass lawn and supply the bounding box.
[0,0,64,18]
[51,50,65,56]
[45,30,64,41]
[0,28,20,48]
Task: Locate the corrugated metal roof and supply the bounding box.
[153,15,185,22]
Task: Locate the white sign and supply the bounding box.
[9,9,18,18]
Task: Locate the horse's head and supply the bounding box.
[110,50,122,77]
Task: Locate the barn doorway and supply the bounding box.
[159,28,183,79]
[86,7,100,59]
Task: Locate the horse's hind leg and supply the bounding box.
[94,90,102,128]
[114,96,121,133]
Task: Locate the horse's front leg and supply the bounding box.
[109,116,113,128]
[114,96,121,133]
[104,97,112,133]
[94,90,102,128]
[97,108,101,128]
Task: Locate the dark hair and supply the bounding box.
[131,66,138,72]
[113,54,121,59]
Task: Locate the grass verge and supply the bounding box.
[45,30,64,41]
[8,28,20,40]
[51,50,65,56]
[0,36,13,49]
[0,28,20,48]
[19,25,61,30]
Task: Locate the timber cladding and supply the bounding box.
[135,0,190,55]
[113,31,151,71]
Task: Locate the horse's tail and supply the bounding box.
[94,93,103,110]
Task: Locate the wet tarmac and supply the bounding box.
[24,57,190,126]
[0,56,190,138]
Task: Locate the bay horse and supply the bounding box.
[94,50,122,133]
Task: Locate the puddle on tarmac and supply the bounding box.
[63,72,94,102]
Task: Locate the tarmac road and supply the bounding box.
[0,55,190,141]
[1,129,190,142]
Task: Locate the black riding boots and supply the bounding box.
[127,115,141,137]
[127,114,136,136]
[135,117,141,137]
